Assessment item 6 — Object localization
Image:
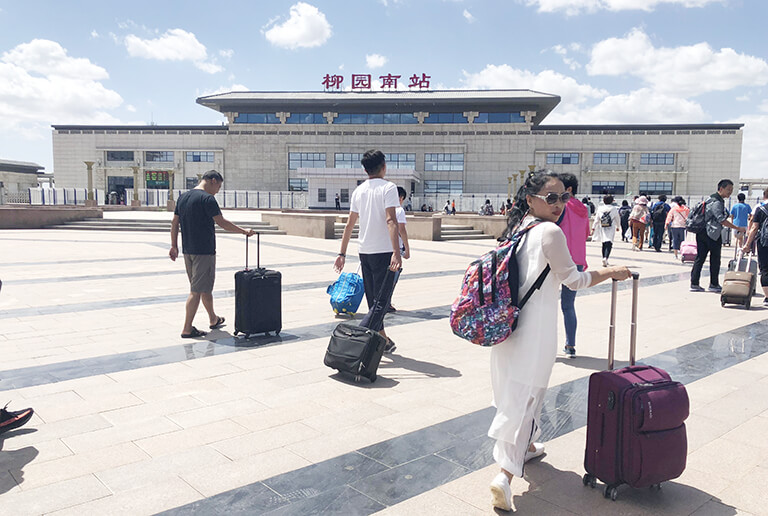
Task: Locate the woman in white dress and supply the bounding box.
[591,195,621,267]
[489,171,631,511]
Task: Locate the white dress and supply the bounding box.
[488,217,592,477]
[592,205,621,243]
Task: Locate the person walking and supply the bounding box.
[488,170,631,512]
[650,195,671,252]
[169,170,255,338]
[690,179,742,292]
[334,150,402,352]
[629,196,650,251]
[388,186,411,313]
[451,199,456,215]
[666,197,690,260]
[618,200,631,242]
[742,187,768,305]
[334,193,341,210]
[592,195,620,266]
[730,192,752,248]
[557,173,590,359]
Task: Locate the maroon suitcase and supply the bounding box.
[583,274,690,501]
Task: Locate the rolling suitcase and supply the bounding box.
[727,246,757,297]
[680,238,697,264]
[324,268,397,382]
[721,249,756,309]
[234,234,282,337]
[583,273,689,501]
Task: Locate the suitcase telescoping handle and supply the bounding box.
[608,272,640,371]
[734,247,754,272]
[244,233,261,271]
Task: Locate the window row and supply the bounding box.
[547,152,676,166]
[640,153,675,165]
[106,151,217,163]
[593,153,626,165]
[590,181,674,196]
[639,181,674,195]
[425,153,464,171]
[317,188,350,203]
[288,153,326,170]
[424,180,464,194]
[289,152,460,170]
[547,153,579,165]
[233,111,525,124]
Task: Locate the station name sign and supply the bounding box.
[322,73,431,91]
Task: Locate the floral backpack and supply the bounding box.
[449,222,550,346]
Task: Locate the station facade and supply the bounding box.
[51,89,744,207]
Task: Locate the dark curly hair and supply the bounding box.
[504,169,561,238]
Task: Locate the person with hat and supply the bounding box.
[629,196,650,251]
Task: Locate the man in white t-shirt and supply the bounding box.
[334,150,402,352]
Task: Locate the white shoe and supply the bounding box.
[525,442,545,462]
[602,258,608,267]
[490,473,512,511]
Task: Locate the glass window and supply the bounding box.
[106,151,134,161]
[350,113,366,124]
[591,181,626,195]
[318,188,326,203]
[423,113,468,124]
[185,151,214,162]
[334,113,418,124]
[639,181,673,195]
[234,113,280,124]
[340,188,349,203]
[385,153,416,169]
[367,114,383,124]
[399,113,418,124]
[546,153,580,165]
[334,153,363,168]
[640,153,675,165]
[145,151,174,162]
[425,153,464,171]
[424,180,463,194]
[475,112,526,123]
[593,153,627,165]
[288,152,326,170]
[288,178,308,191]
[286,113,326,124]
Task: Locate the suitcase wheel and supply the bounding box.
[582,474,596,488]
[603,485,618,501]
[745,297,751,310]
[649,483,662,491]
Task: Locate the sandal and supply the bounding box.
[181,327,207,339]
[209,316,226,330]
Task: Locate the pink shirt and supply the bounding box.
[558,198,590,269]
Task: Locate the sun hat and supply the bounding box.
[637,196,649,205]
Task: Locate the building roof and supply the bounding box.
[52,125,226,131]
[0,159,45,174]
[536,123,744,131]
[196,90,562,125]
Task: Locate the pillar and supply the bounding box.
[84,161,96,207]
[131,166,141,206]
[166,169,176,211]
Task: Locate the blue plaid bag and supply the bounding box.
[327,272,365,315]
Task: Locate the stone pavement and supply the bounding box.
[1,215,767,515]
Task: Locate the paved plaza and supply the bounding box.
[1,211,767,515]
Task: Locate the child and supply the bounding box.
[389,186,411,312]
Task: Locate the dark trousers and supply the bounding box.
[757,245,768,288]
[620,220,629,241]
[652,223,665,251]
[360,252,393,328]
[602,241,613,259]
[691,232,722,287]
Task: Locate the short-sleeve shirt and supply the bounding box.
[349,178,400,254]
[753,205,768,247]
[174,189,221,255]
[730,202,752,228]
[395,205,406,250]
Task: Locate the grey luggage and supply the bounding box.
[721,250,755,309]
[721,226,731,246]
[727,246,757,296]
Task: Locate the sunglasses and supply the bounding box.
[530,192,571,205]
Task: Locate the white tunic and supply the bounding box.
[591,204,621,243]
[488,217,592,476]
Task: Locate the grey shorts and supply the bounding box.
[184,254,216,293]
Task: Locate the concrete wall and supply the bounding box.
[441,214,508,239]
[405,216,441,241]
[261,212,337,239]
[0,206,102,229]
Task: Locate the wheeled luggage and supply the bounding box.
[727,246,757,296]
[324,268,397,382]
[234,234,282,337]
[721,225,732,246]
[583,273,689,501]
[721,249,756,309]
[327,270,365,315]
[680,239,697,264]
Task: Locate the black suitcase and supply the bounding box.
[324,267,397,382]
[234,234,281,337]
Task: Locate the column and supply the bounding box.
[131,166,141,206]
[84,161,96,207]
[167,168,176,211]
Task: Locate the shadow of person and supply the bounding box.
[378,353,462,379]
[0,444,39,495]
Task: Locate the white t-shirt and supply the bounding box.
[349,178,400,254]
[395,205,406,251]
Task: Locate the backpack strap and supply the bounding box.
[518,265,551,309]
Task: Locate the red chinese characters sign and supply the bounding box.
[322,73,430,90]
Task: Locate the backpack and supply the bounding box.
[651,202,667,223]
[449,223,550,346]
[600,210,612,228]
[685,200,707,234]
[758,205,768,247]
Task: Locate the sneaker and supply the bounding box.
[690,285,705,292]
[601,258,608,267]
[387,305,397,313]
[563,345,576,358]
[0,403,34,436]
[490,473,513,512]
[525,442,546,462]
[708,285,722,293]
[763,297,768,306]
[383,339,396,354]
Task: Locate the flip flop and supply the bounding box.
[209,316,225,330]
[181,327,207,339]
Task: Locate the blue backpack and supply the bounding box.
[327,272,365,315]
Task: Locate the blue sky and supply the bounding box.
[1,0,767,177]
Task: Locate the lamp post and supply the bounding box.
[84,161,96,207]
[167,167,176,211]
[131,165,141,206]
[507,176,513,200]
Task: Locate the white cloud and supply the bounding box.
[463,9,476,22]
[124,28,222,74]
[126,104,136,112]
[219,49,234,59]
[460,64,608,106]
[198,83,250,97]
[728,113,768,179]
[550,44,581,70]
[0,39,123,137]
[760,100,768,113]
[90,30,99,39]
[736,95,750,102]
[366,53,387,69]
[263,3,332,50]
[525,0,721,16]
[587,29,768,97]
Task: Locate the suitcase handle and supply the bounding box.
[245,233,261,271]
[734,248,754,272]
[608,272,640,370]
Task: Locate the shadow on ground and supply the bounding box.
[0,431,38,495]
